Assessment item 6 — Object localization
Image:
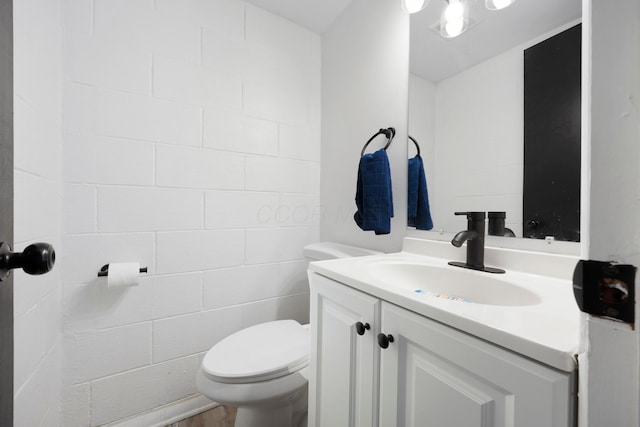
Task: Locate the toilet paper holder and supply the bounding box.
[97,264,148,277]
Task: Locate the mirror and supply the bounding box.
[407,0,581,243]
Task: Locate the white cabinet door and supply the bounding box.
[309,273,381,427]
[379,302,575,427]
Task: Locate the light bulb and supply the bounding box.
[403,0,427,14]
[444,0,464,20]
[441,0,468,38]
[486,0,515,10]
[445,17,464,37]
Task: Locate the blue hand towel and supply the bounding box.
[354,149,394,235]
[408,155,433,230]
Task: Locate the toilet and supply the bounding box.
[195,242,381,427]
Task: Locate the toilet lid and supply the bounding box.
[201,320,309,384]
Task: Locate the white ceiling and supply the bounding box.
[243,0,353,34]
[411,0,582,82]
[243,0,581,82]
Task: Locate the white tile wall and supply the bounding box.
[204,190,280,229]
[245,156,320,193]
[245,227,315,264]
[95,89,202,145]
[156,230,245,274]
[152,306,243,363]
[203,260,309,310]
[60,1,321,424]
[97,187,204,232]
[65,39,151,95]
[92,0,154,52]
[62,83,96,134]
[155,0,245,41]
[203,263,282,309]
[90,354,203,425]
[62,383,90,427]
[155,146,245,189]
[152,273,203,319]
[63,134,154,185]
[153,55,242,111]
[425,45,524,234]
[203,108,279,155]
[240,293,310,328]
[202,27,278,84]
[64,185,97,234]
[63,323,152,385]
[279,193,321,227]
[279,123,321,161]
[63,282,154,333]
[147,10,202,63]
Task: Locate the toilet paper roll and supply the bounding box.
[107,262,140,288]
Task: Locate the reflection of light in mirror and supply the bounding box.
[444,18,465,37]
[444,0,464,20]
[403,0,428,14]
[485,0,516,11]
[441,0,469,38]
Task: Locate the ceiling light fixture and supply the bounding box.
[405,0,516,39]
[402,0,429,14]
[441,0,469,38]
[485,0,516,11]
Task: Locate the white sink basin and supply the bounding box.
[368,262,541,306]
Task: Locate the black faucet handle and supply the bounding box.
[488,211,506,219]
[454,211,485,220]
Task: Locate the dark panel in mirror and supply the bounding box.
[523,24,581,242]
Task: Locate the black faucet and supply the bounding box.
[488,211,516,237]
[449,212,505,274]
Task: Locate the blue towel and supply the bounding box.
[354,149,394,235]
[408,155,433,230]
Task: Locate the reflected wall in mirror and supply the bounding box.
[407,0,581,241]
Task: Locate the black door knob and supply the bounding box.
[0,242,56,281]
[355,321,370,336]
[377,333,394,349]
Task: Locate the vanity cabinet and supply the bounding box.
[309,273,381,426]
[309,273,576,427]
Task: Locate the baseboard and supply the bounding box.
[106,395,219,427]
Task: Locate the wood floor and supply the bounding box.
[167,405,237,427]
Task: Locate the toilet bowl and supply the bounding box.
[196,242,381,427]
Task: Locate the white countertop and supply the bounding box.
[309,241,581,372]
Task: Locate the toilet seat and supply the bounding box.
[201,320,309,384]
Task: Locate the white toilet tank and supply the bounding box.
[303,242,382,261]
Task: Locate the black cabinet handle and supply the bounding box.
[377,333,394,349]
[355,321,370,336]
[0,242,56,281]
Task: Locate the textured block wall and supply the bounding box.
[60,0,321,424]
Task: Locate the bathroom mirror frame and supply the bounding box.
[405,0,582,255]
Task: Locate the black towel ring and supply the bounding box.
[408,135,421,157]
[360,127,395,157]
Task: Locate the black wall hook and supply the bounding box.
[360,127,396,156]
